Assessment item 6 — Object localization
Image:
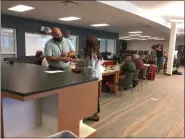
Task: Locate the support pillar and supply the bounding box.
[166,22,177,75]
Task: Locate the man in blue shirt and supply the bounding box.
[44,27,77,70]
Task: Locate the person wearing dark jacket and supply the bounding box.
[122,55,136,75]
[155,44,164,74]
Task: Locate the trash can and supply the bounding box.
[49,130,77,138]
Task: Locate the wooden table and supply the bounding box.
[100,70,120,95]
[1,63,98,138]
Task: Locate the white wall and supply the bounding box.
[127,40,169,52]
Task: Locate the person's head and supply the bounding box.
[157,44,163,50]
[133,54,139,60]
[51,27,63,42]
[35,50,44,58]
[125,55,132,63]
[84,35,101,60]
[66,29,70,38]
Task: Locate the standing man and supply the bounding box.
[66,29,71,39]
[44,27,77,70]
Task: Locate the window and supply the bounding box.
[98,38,106,53]
[1,28,17,58]
[98,38,116,53]
[107,39,116,53]
[69,35,79,52]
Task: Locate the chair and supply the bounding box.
[139,65,149,90]
[110,72,135,102]
[133,69,140,91]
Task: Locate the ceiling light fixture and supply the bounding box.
[155,38,165,40]
[8,5,34,12]
[119,36,131,39]
[139,36,151,38]
[123,39,131,41]
[148,37,158,40]
[59,16,81,21]
[129,34,141,37]
[139,39,147,40]
[128,31,143,34]
[90,23,109,27]
[170,19,184,23]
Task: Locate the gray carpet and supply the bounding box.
[85,69,184,138]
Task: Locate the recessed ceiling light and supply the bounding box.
[8,5,34,12]
[155,38,165,40]
[130,38,140,40]
[59,17,81,21]
[128,31,143,34]
[129,34,141,37]
[139,39,147,40]
[119,36,131,39]
[90,23,109,27]
[123,39,131,41]
[139,36,151,38]
[148,37,158,39]
[170,19,184,23]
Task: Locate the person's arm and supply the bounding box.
[44,43,71,63]
[155,47,161,51]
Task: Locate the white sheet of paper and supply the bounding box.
[44,70,64,74]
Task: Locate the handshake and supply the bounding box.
[61,52,80,63]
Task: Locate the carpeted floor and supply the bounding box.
[85,69,184,138]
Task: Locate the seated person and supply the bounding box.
[133,54,144,73]
[144,51,152,63]
[120,55,136,79]
[35,50,49,67]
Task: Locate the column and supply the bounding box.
[166,22,177,75]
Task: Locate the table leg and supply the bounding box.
[1,97,4,138]
[99,81,102,97]
[113,72,119,93]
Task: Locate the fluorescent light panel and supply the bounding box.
[119,36,131,39]
[8,5,34,12]
[139,36,151,38]
[170,19,184,23]
[59,16,81,21]
[90,23,109,27]
[128,31,143,34]
[129,34,141,37]
[139,39,147,40]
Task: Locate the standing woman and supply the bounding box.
[155,44,164,74]
[73,36,103,121]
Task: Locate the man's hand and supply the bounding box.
[62,57,71,63]
[61,53,69,57]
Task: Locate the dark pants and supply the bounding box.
[157,57,163,74]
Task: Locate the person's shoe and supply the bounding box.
[88,114,99,122]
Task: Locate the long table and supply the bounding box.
[100,70,120,95]
[1,62,98,138]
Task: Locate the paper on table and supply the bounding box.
[44,70,64,74]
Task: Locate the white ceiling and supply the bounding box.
[128,1,184,20]
[1,1,174,40]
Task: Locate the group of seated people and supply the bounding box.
[121,54,144,76]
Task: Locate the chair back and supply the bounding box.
[122,72,135,89]
[133,69,140,80]
[142,65,149,78]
